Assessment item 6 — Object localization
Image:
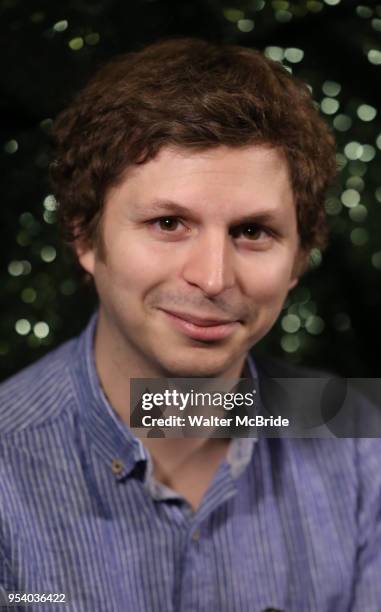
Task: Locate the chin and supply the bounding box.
[162,367,224,379]
[156,352,236,378]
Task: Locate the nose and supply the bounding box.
[181,229,235,297]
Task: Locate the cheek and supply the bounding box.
[242,255,295,302]
[106,240,171,293]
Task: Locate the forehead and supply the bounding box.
[110,144,295,221]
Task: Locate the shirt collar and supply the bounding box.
[69,312,258,481]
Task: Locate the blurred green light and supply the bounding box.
[341,189,360,208]
[333,114,352,131]
[4,139,18,154]
[27,335,40,348]
[367,49,381,65]
[281,334,300,353]
[284,48,304,63]
[371,251,381,269]
[281,314,301,333]
[309,248,322,267]
[346,176,364,191]
[360,144,376,162]
[375,187,381,202]
[60,279,76,296]
[33,322,50,339]
[372,18,381,31]
[223,8,244,22]
[324,0,340,4]
[357,104,377,121]
[17,231,30,247]
[344,142,363,160]
[335,153,347,170]
[43,211,57,224]
[356,5,373,18]
[325,197,342,215]
[53,20,68,32]
[307,1,323,12]
[321,97,339,115]
[275,10,292,22]
[22,261,31,275]
[348,160,367,176]
[39,118,53,133]
[8,261,23,276]
[15,319,31,336]
[293,4,308,15]
[322,80,341,96]
[376,134,381,149]
[68,37,84,51]
[349,205,367,222]
[8,260,31,276]
[237,19,254,32]
[293,287,311,303]
[85,32,100,45]
[272,0,289,8]
[298,302,317,319]
[19,212,34,227]
[264,46,284,61]
[40,246,57,263]
[287,303,299,316]
[43,195,58,211]
[21,288,37,304]
[305,315,325,335]
[350,228,369,245]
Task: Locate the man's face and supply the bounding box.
[78,145,304,377]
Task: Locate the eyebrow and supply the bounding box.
[138,199,284,225]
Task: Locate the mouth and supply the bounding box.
[160,309,241,341]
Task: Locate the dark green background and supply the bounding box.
[1,0,381,380]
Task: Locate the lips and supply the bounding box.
[162,309,237,326]
[160,309,240,341]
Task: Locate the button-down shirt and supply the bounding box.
[0,314,380,611]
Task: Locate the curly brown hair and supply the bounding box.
[50,37,337,259]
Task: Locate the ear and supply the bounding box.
[288,276,299,291]
[73,240,96,276]
[288,248,310,290]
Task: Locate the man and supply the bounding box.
[0,38,380,611]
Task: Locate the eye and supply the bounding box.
[230,224,272,241]
[151,216,183,232]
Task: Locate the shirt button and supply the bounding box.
[192,529,201,542]
[111,459,124,475]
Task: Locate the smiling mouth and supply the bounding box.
[160,309,241,341]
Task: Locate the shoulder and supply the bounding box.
[252,351,378,420]
[251,350,381,455]
[0,337,78,435]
